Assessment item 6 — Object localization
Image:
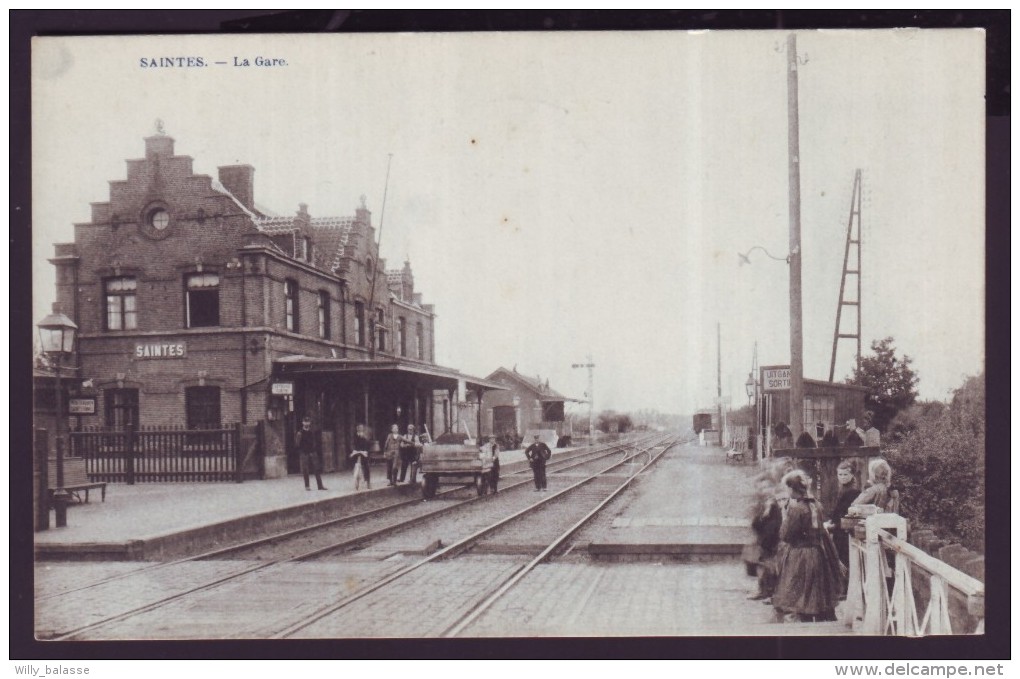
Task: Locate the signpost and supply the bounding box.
[761,365,792,391]
[271,382,294,396]
[67,397,96,415]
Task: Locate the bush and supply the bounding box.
[886,374,984,551]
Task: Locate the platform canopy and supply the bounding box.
[273,356,507,393]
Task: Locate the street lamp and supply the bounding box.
[37,311,78,528]
[744,372,756,406]
[739,239,804,442]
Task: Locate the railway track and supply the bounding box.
[279,434,679,638]
[37,434,667,640]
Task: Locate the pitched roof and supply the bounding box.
[210,179,260,220]
[250,213,357,275]
[486,366,572,401]
[310,216,356,273]
[252,215,298,234]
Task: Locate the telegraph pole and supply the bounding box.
[717,322,723,443]
[786,33,805,439]
[572,355,595,446]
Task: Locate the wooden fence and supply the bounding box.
[845,513,984,635]
[70,423,261,483]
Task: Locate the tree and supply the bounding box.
[886,400,946,444]
[846,336,919,432]
[727,404,756,427]
[596,410,634,434]
[886,372,984,551]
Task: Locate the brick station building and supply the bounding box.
[48,132,501,477]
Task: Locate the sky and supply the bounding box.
[31,30,985,416]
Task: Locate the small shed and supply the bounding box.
[760,370,869,443]
[480,367,582,445]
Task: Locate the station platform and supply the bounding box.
[585,442,758,560]
[34,445,545,561]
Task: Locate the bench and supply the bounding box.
[47,457,107,503]
[725,449,745,464]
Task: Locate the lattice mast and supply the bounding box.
[828,169,863,381]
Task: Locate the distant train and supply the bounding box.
[692,412,713,435]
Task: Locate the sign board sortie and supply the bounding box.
[762,366,792,391]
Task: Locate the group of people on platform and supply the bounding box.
[293,418,430,492]
[747,455,896,623]
[295,417,557,494]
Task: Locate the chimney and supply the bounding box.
[218,165,256,211]
[145,134,175,159]
[355,194,371,226]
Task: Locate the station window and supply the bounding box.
[285,279,299,332]
[376,309,386,352]
[318,290,331,339]
[398,317,406,356]
[354,302,365,346]
[803,396,835,437]
[416,322,424,360]
[185,386,221,429]
[185,272,220,328]
[104,388,139,429]
[104,276,137,330]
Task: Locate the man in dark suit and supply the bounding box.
[524,433,551,492]
[295,416,326,491]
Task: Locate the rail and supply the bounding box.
[844,513,984,635]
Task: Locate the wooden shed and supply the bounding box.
[759,369,869,442]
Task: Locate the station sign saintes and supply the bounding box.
[134,341,187,359]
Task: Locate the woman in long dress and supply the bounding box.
[827,459,860,569]
[772,470,838,622]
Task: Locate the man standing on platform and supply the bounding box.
[524,433,551,492]
[398,424,419,483]
[296,416,327,491]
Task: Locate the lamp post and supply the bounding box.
[37,311,78,528]
[745,371,760,461]
[511,395,521,443]
[745,373,756,407]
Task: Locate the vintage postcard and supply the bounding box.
[28,27,989,655]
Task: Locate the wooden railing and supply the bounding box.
[844,513,984,635]
[70,424,252,483]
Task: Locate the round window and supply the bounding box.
[139,203,174,240]
[150,209,170,230]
